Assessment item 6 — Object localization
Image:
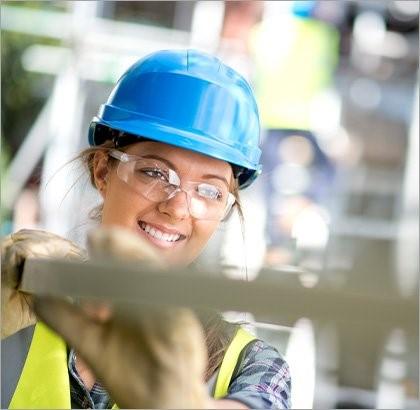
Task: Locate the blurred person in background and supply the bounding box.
[1,50,291,409]
[250,0,339,266]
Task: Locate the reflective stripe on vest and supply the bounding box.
[213,327,256,399]
[9,322,70,409]
[8,323,254,407]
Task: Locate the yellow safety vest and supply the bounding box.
[8,323,256,409]
[9,323,70,409]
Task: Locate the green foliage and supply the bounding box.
[1,6,60,160]
[2,1,66,12]
[1,1,64,230]
[0,138,12,234]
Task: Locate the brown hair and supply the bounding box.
[76,142,244,380]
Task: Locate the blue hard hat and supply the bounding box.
[292,0,316,18]
[88,49,261,189]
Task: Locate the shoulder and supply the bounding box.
[226,338,292,409]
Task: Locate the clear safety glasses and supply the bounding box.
[109,150,235,221]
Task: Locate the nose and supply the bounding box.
[157,190,190,221]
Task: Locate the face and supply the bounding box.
[93,141,234,267]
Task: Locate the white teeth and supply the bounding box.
[140,222,181,242]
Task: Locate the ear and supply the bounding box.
[92,151,110,198]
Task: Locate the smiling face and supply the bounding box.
[92,141,234,267]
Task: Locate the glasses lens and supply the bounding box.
[117,159,178,202]
[188,183,234,221]
[116,157,235,221]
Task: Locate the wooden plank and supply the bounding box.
[21,258,418,328]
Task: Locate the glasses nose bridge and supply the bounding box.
[166,184,190,201]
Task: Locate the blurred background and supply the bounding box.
[1,1,419,408]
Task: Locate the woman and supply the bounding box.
[1,49,291,409]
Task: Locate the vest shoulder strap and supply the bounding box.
[213,327,256,399]
[9,322,70,409]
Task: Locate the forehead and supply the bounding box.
[124,141,232,176]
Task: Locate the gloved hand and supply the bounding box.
[35,226,210,408]
[80,226,167,318]
[86,226,165,267]
[1,229,87,339]
[34,297,209,409]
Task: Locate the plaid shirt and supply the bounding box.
[68,339,291,409]
[225,339,291,409]
[69,350,112,409]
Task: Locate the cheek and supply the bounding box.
[181,221,219,263]
[194,221,218,246]
[101,174,150,227]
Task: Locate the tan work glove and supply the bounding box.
[34,297,209,409]
[1,229,87,339]
[86,226,165,267]
[35,226,210,409]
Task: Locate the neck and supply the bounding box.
[75,353,97,391]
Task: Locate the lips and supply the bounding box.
[138,221,186,243]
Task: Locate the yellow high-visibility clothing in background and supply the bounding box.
[251,16,339,130]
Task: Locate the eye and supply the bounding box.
[138,167,169,182]
[197,183,224,201]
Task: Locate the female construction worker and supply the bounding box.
[1,49,291,409]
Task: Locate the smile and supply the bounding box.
[139,222,184,243]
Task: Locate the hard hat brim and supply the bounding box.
[89,109,261,189]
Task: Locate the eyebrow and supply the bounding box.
[142,154,178,171]
[141,154,230,188]
[201,174,230,188]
